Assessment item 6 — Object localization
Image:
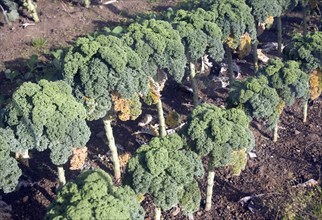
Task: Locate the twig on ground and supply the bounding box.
[21,23,35,28]
[102,0,118,5]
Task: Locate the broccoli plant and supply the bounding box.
[186,103,255,211]
[276,0,299,53]
[63,34,148,180]
[207,0,256,81]
[123,19,186,136]
[126,133,204,220]
[4,80,90,185]
[228,75,281,141]
[260,58,310,122]
[46,169,145,220]
[246,0,282,70]
[171,8,224,106]
[0,127,21,193]
[284,32,322,101]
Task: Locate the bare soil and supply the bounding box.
[0,1,321,220]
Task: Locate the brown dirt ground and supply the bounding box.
[0,1,321,220]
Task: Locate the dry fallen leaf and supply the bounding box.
[70,147,88,170]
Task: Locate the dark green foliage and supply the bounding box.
[126,134,204,214]
[207,0,257,48]
[246,0,282,24]
[0,128,21,193]
[123,19,187,82]
[284,32,322,72]
[178,181,202,215]
[0,157,21,193]
[63,35,148,121]
[278,0,299,12]
[4,80,90,166]
[172,8,224,62]
[46,169,145,220]
[187,103,255,169]
[260,58,310,105]
[229,75,281,129]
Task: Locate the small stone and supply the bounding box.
[295,130,300,135]
[197,211,203,216]
[22,196,28,203]
[306,133,321,142]
[248,152,257,159]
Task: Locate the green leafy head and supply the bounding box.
[123,19,187,82]
[126,134,204,213]
[187,103,255,169]
[63,35,148,121]
[46,169,145,220]
[172,8,224,62]
[260,58,309,106]
[5,80,90,165]
[284,32,322,72]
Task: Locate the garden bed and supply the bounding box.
[0,1,321,220]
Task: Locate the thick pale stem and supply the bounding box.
[15,149,30,167]
[20,149,29,159]
[303,101,308,123]
[154,207,161,220]
[303,6,308,37]
[57,166,66,185]
[253,39,259,73]
[226,47,234,83]
[103,117,121,180]
[205,169,215,211]
[189,62,199,107]
[156,99,166,137]
[188,213,194,220]
[273,123,278,142]
[277,16,282,55]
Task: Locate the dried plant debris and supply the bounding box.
[119,152,131,171]
[238,33,252,59]
[70,147,88,170]
[309,69,322,100]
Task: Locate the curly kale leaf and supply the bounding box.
[126,134,203,213]
[278,0,299,12]
[246,0,282,24]
[123,19,187,82]
[63,35,148,121]
[0,128,21,193]
[5,80,90,166]
[187,103,255,169]
[284,32,322,72]
[46,169,145,220]
[209,0,256,48]
[229,75,280,129]
[261,58,310,105]
[172,8,224,62]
